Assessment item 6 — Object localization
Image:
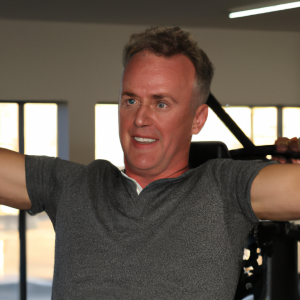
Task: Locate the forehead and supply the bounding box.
[122,51,196,93]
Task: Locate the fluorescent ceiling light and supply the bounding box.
[229,1,300,18]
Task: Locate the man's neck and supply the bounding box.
[124,164,189,189]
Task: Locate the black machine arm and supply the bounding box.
[230,145,300,160]
[206,93,300,160]
[206,93,255,149]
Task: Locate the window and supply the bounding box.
[192,106,252,149]
[193,106,300,149]
[0,103,20,300]
[0,101,68,300]
[283,107,300,137]
[95,104,124,168]
[24,104,57,156]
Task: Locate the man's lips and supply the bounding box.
[133,136,158,144]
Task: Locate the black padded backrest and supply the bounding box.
[189,141,231,169]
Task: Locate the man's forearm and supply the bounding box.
[251,163,300,221]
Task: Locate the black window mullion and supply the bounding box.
[18,102,27,300]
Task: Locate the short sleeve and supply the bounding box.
[25,155,83,227]
[208,159,277,224]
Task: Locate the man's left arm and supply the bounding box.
[251,137,300,221]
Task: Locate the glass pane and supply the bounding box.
[282,107,300,138]
[24,104,57,156]
[0,103,18,152]
[95,104,124,168]
[252,107,277,146]
[0,211,19,300]
[27,212,54,299]
[25,103,57,299]
[224,106,252,145]
[0,103,19,299]
[192,107,251,150]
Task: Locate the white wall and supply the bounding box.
[193,28,300,106]
[0,20,299,164]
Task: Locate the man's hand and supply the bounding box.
[272,137,300,164]
[0,148,31,210]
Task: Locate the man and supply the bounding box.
[0,26,299,299]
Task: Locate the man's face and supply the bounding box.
[119,51,207,177]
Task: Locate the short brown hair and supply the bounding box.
[123,26,214,107]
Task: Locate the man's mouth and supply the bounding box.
[134,137,157,144]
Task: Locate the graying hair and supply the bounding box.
[123,26,214,108]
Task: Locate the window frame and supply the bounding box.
[228,105,300,141]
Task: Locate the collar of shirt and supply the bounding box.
[120,170,143,195]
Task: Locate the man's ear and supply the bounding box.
[191,104,208,135]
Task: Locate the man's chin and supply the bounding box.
[124,158,161,175]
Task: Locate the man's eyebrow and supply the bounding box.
[121,92,178,103]
[122,92,137,98]
[152,94,178,103]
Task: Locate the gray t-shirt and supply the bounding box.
[25,156,272,300]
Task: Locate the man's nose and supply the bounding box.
[134,105,153,127]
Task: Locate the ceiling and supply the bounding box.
[0,0,300,32]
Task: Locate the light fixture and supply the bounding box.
[229,1,300,18]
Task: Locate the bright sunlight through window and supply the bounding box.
[24,103,57,156]
[0,103,18,152]
[192,107,251,150]
[0,104,19,216]
[95,104,124,168]
[252,107,277,146]
[283,107,300,138]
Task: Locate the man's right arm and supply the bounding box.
[0,148,31,210]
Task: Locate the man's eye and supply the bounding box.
[157,102,167,109]
[127,99,136,105]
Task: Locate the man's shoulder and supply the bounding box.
[86,159,121,173]
[189,158,232,174]
[82,159,123,184]
[189,158,276,184]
